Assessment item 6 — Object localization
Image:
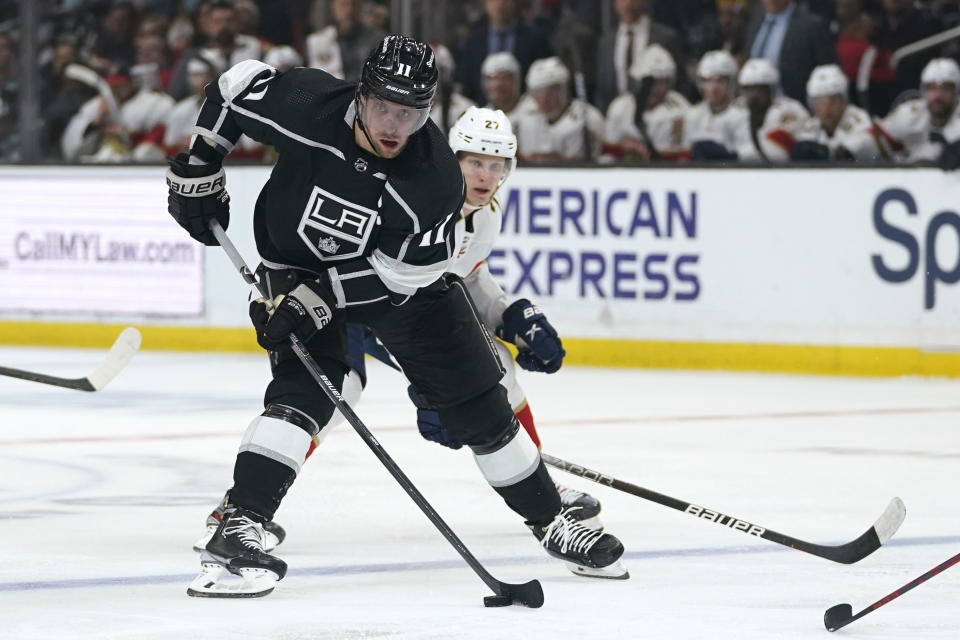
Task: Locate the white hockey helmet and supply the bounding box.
[449,106,517,181]
[629,44,676,81]
[526,56,570,91]
[697,50,738,80]
[264,45,303,71]
[921,58,960,89]
[738,58,780,87]
[481,51,521,78]
[806,64,848,99]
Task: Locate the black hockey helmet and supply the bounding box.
[358,34,438,109]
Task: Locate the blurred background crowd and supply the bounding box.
[1,0,960,166]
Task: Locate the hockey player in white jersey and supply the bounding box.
[881,58,960,167]
[603,44,689,161]
[792,64,881,161]
[682,49,751,161]
[735,58,808,162]
[480,52,538,128]
[515,56,605,162]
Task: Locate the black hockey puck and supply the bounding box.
[483,595,513,607]
[824,603,853,631]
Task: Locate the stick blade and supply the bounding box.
[824,603,853,631]
[489,579,543,608]
[874,497,906,544]
[85,327,142,391]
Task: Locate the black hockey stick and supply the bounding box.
[541,453,905,564]
[824,550,960,631]
[0,327,141,391]
[210,221,543,609]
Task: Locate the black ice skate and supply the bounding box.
[555,482,603,530]
[187,507,288,598]
[192,489,286,552]
[530,507,629,580]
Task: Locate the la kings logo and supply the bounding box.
[298,186,377,261]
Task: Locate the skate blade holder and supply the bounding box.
[187,562,279,598]
[565,561,630,580]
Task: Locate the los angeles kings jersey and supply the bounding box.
[194,60,465,307]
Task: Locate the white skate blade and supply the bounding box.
[186,562,279,598]
[192,526,280,553]
[565,560,630,580]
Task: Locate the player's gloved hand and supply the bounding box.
[790,140,830,161]
[249,277,336,350]
[496,299,565,374]
[690,140,738,161]
[407,385,462,449]
[165,153,230,246]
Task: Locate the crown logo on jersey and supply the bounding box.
[354,158,368,172]
[317,236,341,254]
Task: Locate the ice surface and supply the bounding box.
[1,345,958,639]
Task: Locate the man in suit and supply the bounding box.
[455,0,554,104]
[595,0,684,113]
[744,0,838,104]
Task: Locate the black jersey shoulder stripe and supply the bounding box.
[228,101,346,160]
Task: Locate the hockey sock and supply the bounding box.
[230,451,295,521]
[493,460,562,525]
[514,402,541,449]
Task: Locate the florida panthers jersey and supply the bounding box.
[515,98,605,161]
[681,100,752,155]
[194,60,465,307]
[794,104,880,160]
[735,96,808,162]
[604,90,689,158]
[880,98,960,162]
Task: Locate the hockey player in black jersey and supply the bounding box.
[166,35,628,598]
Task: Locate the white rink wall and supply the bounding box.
[1,165,959,367]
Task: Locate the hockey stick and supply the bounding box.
[541,453,905,564]
[824,550,960,631]
[209,221,543,608]
[0,327,142,391]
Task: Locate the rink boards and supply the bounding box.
[1,165,959,376]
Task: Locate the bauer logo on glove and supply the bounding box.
[496,298,566,374]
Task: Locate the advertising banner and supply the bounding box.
[0,171,203,316]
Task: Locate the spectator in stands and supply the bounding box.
[61,66,173,163]
[834,0,878,82]
[595,0,683,112]
[91,2,138,71]
[133,33,172,91]
[744,0,838,104]
[535,0,598,103]
[163,54,216,156]
[881,58,960,166]
[480,52,538,127]
[0,31,18,110]
[735,58,809,161]
[683,49,749,160]
[456,0,554,104]
[0,94,18,162]
[872,0,944,116]
[167,1,263,100]
[792,63,882,160]
[364,2,390,32]
[515,56,605,162]
[431,44,476,134]
[306,0,385,81]
[604,44,689,161]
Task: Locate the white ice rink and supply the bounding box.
[2,345,959,640]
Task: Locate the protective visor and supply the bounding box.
[359,95,432,138]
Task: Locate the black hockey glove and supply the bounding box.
[166,153,230,246]
[790,140,830,161]
[407,385,462,449]
[690,140,738,161]
[249,277,336,350]
[496,299,565,374]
